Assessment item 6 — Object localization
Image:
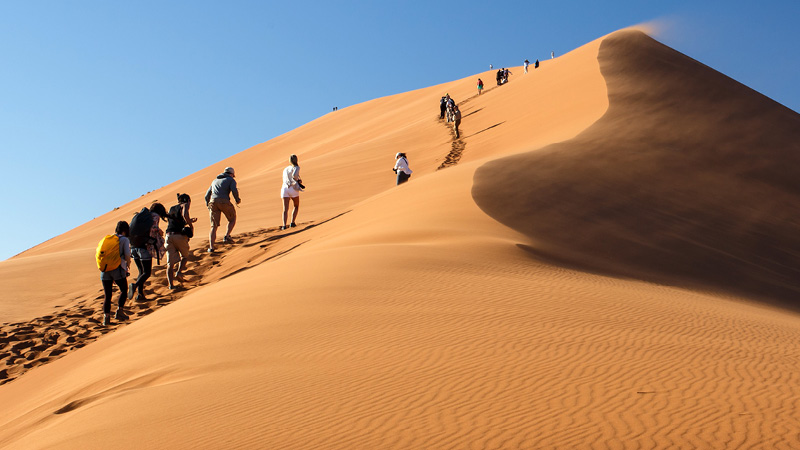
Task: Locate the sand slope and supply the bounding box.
[474,30,800,305]
[2,29,800,449]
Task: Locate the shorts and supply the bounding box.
[101,265,127,281]
[281,186,300,198]
[131,247,152,260]
[166,233,190,264]
[209,201,236,227]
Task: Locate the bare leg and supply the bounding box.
[176,257,187,279]
[225,215,236,239]
[167,262,176,289]
[291,197,300,225]
[282,197,291,227]
[209,207,217,250]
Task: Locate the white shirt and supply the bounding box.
[283,165,301,187]
[394,157,412,175]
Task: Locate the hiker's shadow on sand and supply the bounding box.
[462,108,483,119]
[241,211,351,248]
[467,121,505,138]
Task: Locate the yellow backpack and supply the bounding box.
[96,234,121,272]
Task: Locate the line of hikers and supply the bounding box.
[95,155,306,326]
[439,94,462,139]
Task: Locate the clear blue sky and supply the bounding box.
[1,0,798,260]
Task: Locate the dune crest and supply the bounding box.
[474,29,800,306]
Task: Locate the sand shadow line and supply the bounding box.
[466,121,505,138]
[462,108,483,119]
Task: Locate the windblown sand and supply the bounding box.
[1,29,799,449]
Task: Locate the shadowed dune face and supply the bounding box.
[473,30,800,305]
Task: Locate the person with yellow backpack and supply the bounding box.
[96,221,132,326]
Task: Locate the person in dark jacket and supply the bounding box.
[128,202,168,303]
[205,167,241,252]
[165,193,196,289]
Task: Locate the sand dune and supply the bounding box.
[474,30,800,306]
[1,28,800,449]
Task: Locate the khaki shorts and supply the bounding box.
[209,201,236,227]
[166,233,190,264]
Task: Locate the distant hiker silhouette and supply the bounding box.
[445,94,455,122]
[452,105,462,139]
[477,78,484,95]
[393,152,412,185]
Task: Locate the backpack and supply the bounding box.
[96,234,121,272]
[129,207,154,248]
[167,204,187,232]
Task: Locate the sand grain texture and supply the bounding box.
[1,29,799,449]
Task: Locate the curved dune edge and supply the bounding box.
[1,30,799,449]
[473,29,800,307]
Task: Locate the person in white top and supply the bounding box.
[280,154,303,230]
[393,152,412,185]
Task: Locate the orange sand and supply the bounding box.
[1,28,799,448]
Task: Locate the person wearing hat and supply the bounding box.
[393,152,412,185]
[452,105,462,139]
[204,166,241,252]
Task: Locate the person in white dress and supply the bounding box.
[280,154,303,230]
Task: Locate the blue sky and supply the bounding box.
[1,0,798,260]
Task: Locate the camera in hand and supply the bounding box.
[297,180,306,189]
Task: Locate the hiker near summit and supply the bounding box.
[205,166,241,252]
[281,154,303,230]
[524,59,529,73]
[98,221,131,326]
[477,78,484,95]
[452,105,462,139]
[393,152,412,185]
[445,95,456,122]
[165,193,196,289]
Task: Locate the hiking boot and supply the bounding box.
[102,314,110,326]
[279,225,287,230]
[223,235,235,244]
[127,282,136,300]
[115,310,129,321]
[207,247,215,253]
[290,222,296,228]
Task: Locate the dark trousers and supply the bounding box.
[397,171,411,185]
[133,257,152,295]
[440,105,446,119]
[102,278,128,313]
